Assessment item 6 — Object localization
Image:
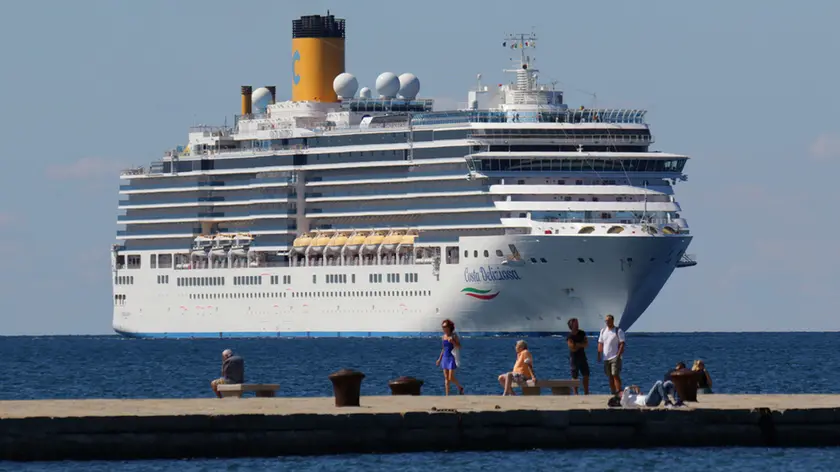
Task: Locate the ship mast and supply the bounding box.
[502,32,538,91]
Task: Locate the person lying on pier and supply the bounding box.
[210,349,245,398]
[619,380,677,408]
[498,340,536,395]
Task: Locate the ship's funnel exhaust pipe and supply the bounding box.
[267,86,277,105]
[241,85,252,115]
[291,13,345,102]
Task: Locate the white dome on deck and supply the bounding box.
[333,73,358,99]
[397,73,420,99]
[375,72,400,98]
[359,87,372,99]
[252,87,272,113]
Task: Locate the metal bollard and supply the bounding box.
[328,369,365,407]
[388,376,424,395]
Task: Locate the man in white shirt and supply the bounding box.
[597,314,626,395]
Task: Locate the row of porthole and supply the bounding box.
[186,290,433,300]
[575,225,677,235]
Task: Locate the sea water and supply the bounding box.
[0,333,837,470]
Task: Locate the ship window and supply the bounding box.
[530,258,537,263]
[464,250,468,258]
[445,246,460,264]
[540,258,547,263]
[313,275,317,283]
[496,250,503,257]
[150,254,157,269]
[483,250,489,257]
[352,274,356,283]
[589,258,595,263]
[473,251,478,258]
[578,258,585,263]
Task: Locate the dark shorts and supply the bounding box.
[570,356,590,378]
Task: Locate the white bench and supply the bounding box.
[516,379,579,395]
[217,383,280,398]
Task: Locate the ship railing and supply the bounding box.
[189,125,234,134]
[468,134,653,145]
[228,107,649,138]
[120,167,147,176]
[677,253,697,267]
[534,216,679,225]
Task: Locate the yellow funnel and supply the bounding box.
[291,14,345,103]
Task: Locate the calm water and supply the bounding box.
[0,333,838,469]
[0,333,836,399]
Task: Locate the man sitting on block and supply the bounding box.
[211,349,245,398]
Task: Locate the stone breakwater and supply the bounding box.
[1,395,840,461]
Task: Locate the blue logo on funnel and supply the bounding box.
[292,50,301,85]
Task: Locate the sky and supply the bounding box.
[0,0,838,335]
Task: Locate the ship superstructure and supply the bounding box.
[112,14,695,337]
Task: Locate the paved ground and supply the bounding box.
[0,394,837,419]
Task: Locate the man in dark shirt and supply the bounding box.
[664,362,686,382]
[566,318,590,394]
[211,349,245,398]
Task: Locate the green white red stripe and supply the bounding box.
[461,287,500,300]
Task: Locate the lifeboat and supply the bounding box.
[210,233,233,257]
[230,233,253,258]
[309,232,333,255]
[292,232,313,254]
[400,233,416,246]
[363,231,386,251]
[191,235,213,257]
[326,232,349,254]
[381,231,405,252]
[344,233,367,254]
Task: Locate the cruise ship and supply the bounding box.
[112,13,696,338]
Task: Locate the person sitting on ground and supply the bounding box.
[619,380,677,408]
[498,340,536,396]
[210,349,245,398]
[693,359,713,394]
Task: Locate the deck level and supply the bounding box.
[1,395,839,460]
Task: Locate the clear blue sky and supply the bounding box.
[1,0,838,334]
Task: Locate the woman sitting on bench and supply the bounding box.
[498,340,536,396]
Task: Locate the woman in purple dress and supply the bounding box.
[436,319,464,395]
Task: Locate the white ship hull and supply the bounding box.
[112,234,691,337]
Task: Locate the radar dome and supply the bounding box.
[397,73,420,100]
[333,73,358,99]
[375,72,400,98]
[359,87,372,99]
[252,87,272,113]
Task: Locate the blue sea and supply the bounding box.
[0,332,838,470]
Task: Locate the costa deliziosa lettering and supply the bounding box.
[463,266,522,283]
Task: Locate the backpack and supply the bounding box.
[607,395,621,407]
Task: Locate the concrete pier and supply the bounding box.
[1,395,839,461]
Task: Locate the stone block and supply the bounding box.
[567,408,645,426]
[775,425,840,447]
[691,408,762,425]
[771,408,840,425]
[400,411,460,429]
[507,426,567,448]
[460,425,508,449]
